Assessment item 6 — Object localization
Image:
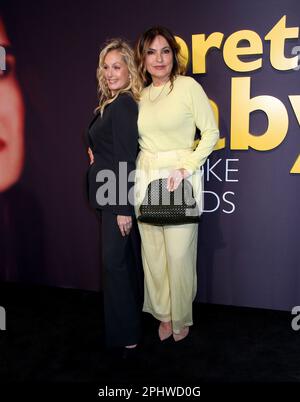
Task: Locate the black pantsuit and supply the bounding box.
[86,93,142,348]
[99,210,141,347]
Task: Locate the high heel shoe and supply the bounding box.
[158,321,172,341]
[122,345,138,360]
[173,326,189,342]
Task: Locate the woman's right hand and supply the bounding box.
[88,147,94,165]
[167,168,190,191]
[117,215,132,237]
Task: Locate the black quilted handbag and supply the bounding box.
[137,178,200,225]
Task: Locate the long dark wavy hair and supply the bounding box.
[135,26,186,89]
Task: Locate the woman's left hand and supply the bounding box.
[167,168,190,192]
[88,147,94,165]
[117,215,132,237]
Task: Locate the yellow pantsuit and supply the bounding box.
[135,149,202,333]
[136,76,219,333]
[139,221,198,333]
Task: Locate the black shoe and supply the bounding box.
[122,346,138,360]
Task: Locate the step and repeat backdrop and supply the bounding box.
[0,0,299,310]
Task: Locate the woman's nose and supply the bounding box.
[156,52,163,63]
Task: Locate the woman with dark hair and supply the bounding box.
[135,26,219,342]
[87,39,143,356]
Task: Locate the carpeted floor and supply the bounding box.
[1,281,300,387]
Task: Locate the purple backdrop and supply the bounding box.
[1,0,300,311]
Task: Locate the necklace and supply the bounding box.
[148,81,168,102]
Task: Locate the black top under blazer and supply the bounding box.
[86,93,139,216]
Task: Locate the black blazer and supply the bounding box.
[86,93,139,216]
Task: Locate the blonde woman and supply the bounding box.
[86,39,142,357]
[135,27,219,342]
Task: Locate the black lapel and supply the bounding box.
[88,111,101,129]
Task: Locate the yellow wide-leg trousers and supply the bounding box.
[135,149,202,334]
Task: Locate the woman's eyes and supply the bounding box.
[103,65,120,70]
[146,49,170,55]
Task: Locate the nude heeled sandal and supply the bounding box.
[158,322,173,341]
[173,326,189,342]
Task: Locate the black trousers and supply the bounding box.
[98,210,142,347]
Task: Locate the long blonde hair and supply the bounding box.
[96,39,142,114]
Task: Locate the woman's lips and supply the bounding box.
[154,66,165,70]
[0,138,7,151]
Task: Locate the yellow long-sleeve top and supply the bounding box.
[137,75,220,173]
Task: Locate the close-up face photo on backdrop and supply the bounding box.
[0,16,24,193]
